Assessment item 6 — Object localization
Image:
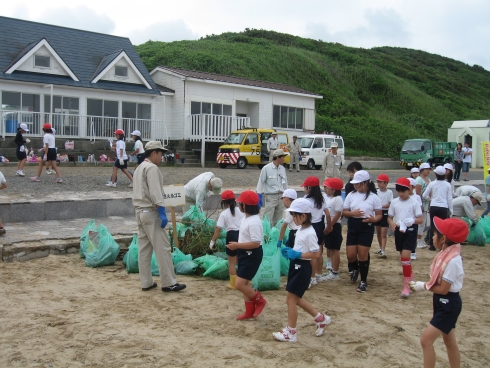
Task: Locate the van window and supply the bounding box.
[277,134,288,144]
[324,138,334,148]
[313,137,323,149]
[335,138,344,148]
[300,137,313,149]
[245,133,258,145]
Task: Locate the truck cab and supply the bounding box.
[217,128,290,169]
[400,139,455,168]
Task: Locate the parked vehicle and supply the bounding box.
[217,128,290,169]
[399,139,456,169]
[298,134,345,170]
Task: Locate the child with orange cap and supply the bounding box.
[323,177,344,280]
[387,177,423,298]
[374,174,393,258]
[226,190,266,320]
[209,190,245,289]
[410,217,468,368]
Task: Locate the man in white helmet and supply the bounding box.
[184,172,222,212]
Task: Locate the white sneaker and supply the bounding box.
[16,170,25,177]
[411,253,417,260]
[315,274,324,283]
[128,183,133,188]
[417,240,427,249]
[46,169,53,175]
[315,314,332,337]
[309,278,317,289]
[379,250,387,258]
[273,327,297,342]
[106,182,116,187]
[375,248,382,254]
[324,272,340,281]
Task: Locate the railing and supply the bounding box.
[1,111,43,136]
[122,118,152,141]
[189,114,251,142]
[86,116,119,139]
[46,113,80,137]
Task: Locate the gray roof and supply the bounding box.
[157,66,322,97]
[0,16,159,95]
[155,84,175,94]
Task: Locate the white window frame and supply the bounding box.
[34,55,51,68]
[115,66,128,77]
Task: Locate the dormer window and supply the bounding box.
[115,66,128,77]
[34,55,50,68]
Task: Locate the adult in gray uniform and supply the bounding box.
[452,191,482,224]
[267,132,279,162]
[286,135,301,172]
[322,142,342,180]
[257,149,289,226]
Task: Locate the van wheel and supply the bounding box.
[219,164,228,169]
[307,159,315,170]
[237,157,247,169]
[258,164,265,169]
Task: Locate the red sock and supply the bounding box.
[401,258,412,277]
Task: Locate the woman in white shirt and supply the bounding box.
[30,123,62,183]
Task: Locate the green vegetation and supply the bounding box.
[135,29,490,157]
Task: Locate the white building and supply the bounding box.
[447,120,490,168]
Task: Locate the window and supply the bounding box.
[273,105,303,129]
[335,138,344,149]
[1,92,21,111]
[324,138,334,148]
[191,101,232,116]
[44,96,79,114]
[34,55,50,68]
[115,66,128,77]
[87,99,118,117]
[245,133,258,144]
[277,134,288,145]
[313,137,323,149]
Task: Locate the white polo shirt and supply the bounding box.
[216,208,245,231]
[343,191,382,218]
[238,214,263,245]
[293,225,320,260]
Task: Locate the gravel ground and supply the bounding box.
[0,163,483,199]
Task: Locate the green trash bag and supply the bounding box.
[172,248,192,265]
[279,246,290,276]
[262,216,272,242]
[202,218,217,233]
[213,252,228,260]
[182,205,207,227]
[175,260,198,275]
[252,248,281,291]
[151,253,160,276]
[85,224,120,268]
[194,254,221,271]
[203,258,229,280]
[125,235,139,273]
[79,219,97,259]
[478,216,490,243]
[467,220,487,246]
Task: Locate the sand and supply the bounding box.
[1,231,489,368]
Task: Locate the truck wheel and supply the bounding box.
[405,166,412,170]
[237,157,247,169]
[219,164,228,169]
[307,159,315,170]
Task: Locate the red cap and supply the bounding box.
[300,176,320,187]
[43,123,52,130]
[221,190,235,200]
[395,177,411,188]
[376,174,390,182]
[114,129,124,135]
[323,178,344,191]
[433,217,469,243]
[236,190,259,205]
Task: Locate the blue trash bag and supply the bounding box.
[84,224,120,268]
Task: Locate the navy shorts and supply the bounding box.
[346,218,375,247]
[286,259,311,298]
[237,246,263,281]
[46,148,57,161]
[286,229,297,248]
[375,210,389,227]
[394,225,418,252]
[16,148,27,160]
[312,221,325,246]
[430,292,462,334]
[137,153,145,165]
[114,159,128,169]
[225,230,239,257]
[325,223,343,250]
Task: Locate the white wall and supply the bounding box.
[448,126,490,168]
[16,45,69,77]
[100,58,144,85]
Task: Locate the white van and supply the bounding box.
[298,134,345,170]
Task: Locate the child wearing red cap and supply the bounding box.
[410,217,468,368]
[374,174,393,258]
[209,190,245,289]
[226,190,266,320]
[30,123,63,183]
[300,176,331,287]
[107,129,133,188]
[273,198,331,342]
[323,178,344,280]
[387,177,423,298]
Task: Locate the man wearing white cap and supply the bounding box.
[322,142,341,180]
[14,123,30,176]
[286,135,301,172]
[257,149,289,226]
[184,172,223,212]
[267,132,279,162]
[132,141,186,292]
[452,191,481,224]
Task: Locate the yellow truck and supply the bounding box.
[216,128,290,169]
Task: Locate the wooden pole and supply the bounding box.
[171,207,179,248]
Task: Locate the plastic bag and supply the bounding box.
[151,253,160,276]
[279,246,290,276]
[478,216,490,243]
[175,260,199,275]
[84,224,120,267]
[80,219,97,259]
[182,205,206,227]
[125,235,139,273]
[262,216,272,242]
[252,248,281,291]
[172,248,192,265]
[466,219,487,246]
[203,259,229,279]
[194,254,221,271]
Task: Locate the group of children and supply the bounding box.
[209,163,466,367]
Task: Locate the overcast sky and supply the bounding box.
[2,0,489,70]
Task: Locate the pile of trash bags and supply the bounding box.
[463,217,490,246]
[79,219,120,268]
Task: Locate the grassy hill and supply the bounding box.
[135,29,490,157]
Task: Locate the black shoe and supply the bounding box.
[464,179,469,181]
[162,283,186,292]
[350,270,359,283]
[142,282,157,291]
[428,246,436,251]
